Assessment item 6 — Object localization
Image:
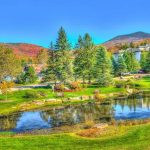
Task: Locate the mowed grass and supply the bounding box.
[1,123,150,150]
[133,76,150,89]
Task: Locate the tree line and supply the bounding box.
[0,27,150,87]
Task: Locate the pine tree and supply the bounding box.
[42,50,59,84]
[140,52,148,71]
[117,54,127,76]
[111,56,118,76]
[43,27,73,84]
[75,35,83,49]
[123,51,140,72]
[74,34,96,85]
[95,46,113,87]
[145,50,150,73]
[17,66,37,84]
[55,26,70,51]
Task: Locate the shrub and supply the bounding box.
[83,120,95,129]
[23,91,47,99]
[94,93,103,101]
[115,80,126,88]
[54,84,65,92]
[69,82,81,91]
[93,89,100,94]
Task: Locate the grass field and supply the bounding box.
[1,123,150,150]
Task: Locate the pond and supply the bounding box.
[0,92,150,133]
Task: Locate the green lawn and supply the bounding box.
[1,123,150,150]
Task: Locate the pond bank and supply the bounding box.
[0,88,145,116]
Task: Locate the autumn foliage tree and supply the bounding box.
[0,46,21,81]
[0,81,15,101]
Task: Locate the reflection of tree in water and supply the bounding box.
[113,94,150,112]
[40,102,114,127]
[0,113,21,131]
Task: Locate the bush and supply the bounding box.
[54,84,65,92]
[115,79,135,89]
[69,82,81,91]
[23,91,47,99]
[93,89,100,94]
[115,80,126,88]
[94,93,102,101]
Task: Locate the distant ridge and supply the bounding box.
[0,43,48,58]
[108,31,150,41]
[103,31,150,52]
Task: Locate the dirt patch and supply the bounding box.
[0,100,13,103]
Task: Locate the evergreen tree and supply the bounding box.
[50,41,54,50]
[74,33,96,85]
[17,66,37,84]
[42,50,59,84]
[83,33,93,48]
[55,26,70,50]
[75,35,83,49]
[145,50,150,73]
[111,56,118,76]
[117,54,127,76]
[123,51,140,72]
[94,46,113,87]
[140,52,148,71]
[46,27,73,83]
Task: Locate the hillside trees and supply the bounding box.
[0,46,21,81]
[36,49,49,65]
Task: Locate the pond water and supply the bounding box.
[0,93,150,133]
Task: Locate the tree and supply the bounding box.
[140,52,148,71]
[94,46,113,87]
[0,46,21,81]
[144,51,150,73]
[111,56,118,76]
[74,34,96,85]
[36,49,49,65]
[17,66,37,84]
[123,51,140,72]
[44,27,73,84]
[129,42,135,48]
[0,81,15,101]
[55,26,71,51]
[75,35,83,49]
[117,54,127,76]
[42,50,58,84]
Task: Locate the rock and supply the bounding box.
[80,95,90,100]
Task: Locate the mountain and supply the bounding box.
[109,31,150,41]
[0,43,48,58]
[103,31,150,52]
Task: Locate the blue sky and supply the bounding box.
[0,0,150,47]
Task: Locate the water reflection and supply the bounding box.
[0,93,150,132]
